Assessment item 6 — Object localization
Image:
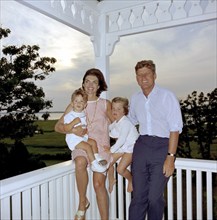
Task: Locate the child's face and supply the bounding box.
[112,102,125,121]
[72,95,87,112]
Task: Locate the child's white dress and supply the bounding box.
[64,110,88,151]
[109,115,139,153]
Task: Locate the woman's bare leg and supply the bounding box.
[74,156,89,211]
[117,153,133,192]
[93,172,109,220]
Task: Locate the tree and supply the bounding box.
[42,112,50,121]
[178,89,217,159]
[0,27,56,141]
[0,27,56,179]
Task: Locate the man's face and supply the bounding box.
[136,66,156,96]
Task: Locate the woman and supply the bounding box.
[55,68,113,220]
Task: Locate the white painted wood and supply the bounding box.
[1,159,216,219]
[171,0,187,19]
[205,0,217,13]
[188,0,203,17]
[63,175,70,220]
[176,168,183,219]
[167,176,173,220]
[196,171,202,219]
[22,189,32,220]
[186,169,193,219]
[155,1,172,22]
[69,173,74,220]
[12,193,21,219]
[0,197,10,220]
[117,174,124,220]
[56,178,63,219]
[32,186,40,220]
[41,183,49,219]
[206,172,213,220]
[49,180,57,219]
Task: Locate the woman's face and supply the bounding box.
[83,75,99,96]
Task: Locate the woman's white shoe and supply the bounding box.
[75,201,90,220]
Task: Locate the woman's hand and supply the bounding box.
[72,126,87,137]
[103,146,111,153]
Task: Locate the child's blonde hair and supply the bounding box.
[112,97,129,115]
[71,88,88,103]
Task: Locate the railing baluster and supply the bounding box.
[196,171,202,219]
[56,178,63,219]
[0,197,10,219]
[22,189,31,219]
[49,180,57,219]
[12,193,22,219]
[186,169,193,219]
[176,168,183,219]
[32,186,40,219]
[63,175,70,220]
[117,174,124,219]
[41,183,49,219]
[206,171,213,220]
[167,176,173,219]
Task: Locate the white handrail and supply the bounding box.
[0,158,216,220]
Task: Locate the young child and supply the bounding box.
[106,97,139,193]
[64,88,107,173]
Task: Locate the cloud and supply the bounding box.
[1,1,216,111]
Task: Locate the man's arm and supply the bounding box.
[163,131,179,177]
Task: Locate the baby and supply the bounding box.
[64,88,107,173]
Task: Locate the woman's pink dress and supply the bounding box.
[71,98,111,163]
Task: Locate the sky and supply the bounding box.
[1,0,216,112]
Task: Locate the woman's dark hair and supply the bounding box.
[82,68,108,97]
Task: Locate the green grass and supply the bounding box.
[3,120,217,167]
[23,120,70,166]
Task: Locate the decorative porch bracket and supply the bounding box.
[15,0,217,58]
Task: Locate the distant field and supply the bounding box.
[23,120,71,166]
[5,119,216,167]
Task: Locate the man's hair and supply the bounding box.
[135,60,156,73]
[112,97,129,115]
[71,88,88,103]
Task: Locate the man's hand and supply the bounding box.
[163,156,175,177]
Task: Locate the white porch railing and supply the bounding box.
[0,158,216,220]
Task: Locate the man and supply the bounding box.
[128,60,183,220]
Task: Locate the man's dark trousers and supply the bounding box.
[129,135,169,220]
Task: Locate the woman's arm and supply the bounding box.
[54,104,72,134]
[54,104,85,136]
[106,100,115,123]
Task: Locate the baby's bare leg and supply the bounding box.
[88,138,108,166]
[75,141,95,162]
[87,138,98,154]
